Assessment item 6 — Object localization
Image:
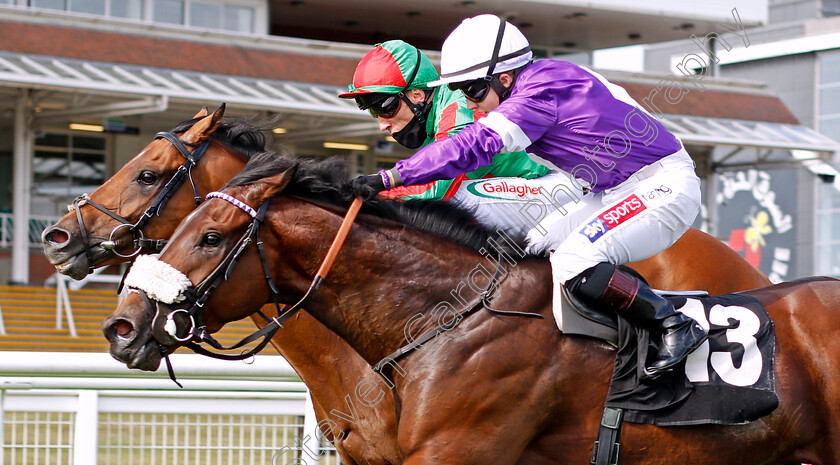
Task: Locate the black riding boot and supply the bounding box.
[567,263,708,378]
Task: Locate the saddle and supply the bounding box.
[557,286,779,465]
[555,285,708,346]
[552,287,779,465]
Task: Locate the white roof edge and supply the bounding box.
[0,51,369,119]
[667,30,840,70]
[663,114,840,155]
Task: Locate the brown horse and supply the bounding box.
[45,106,768,465]
[101,155,840,464]
[42,107,402,465]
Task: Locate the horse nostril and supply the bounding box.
[46,229,70,244]
[112,319,134,339]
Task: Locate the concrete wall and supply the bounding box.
[722,53,817,126]
[768,0,823,24]
[644,21,807,73]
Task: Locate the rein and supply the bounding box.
[371,259,543,377]
[146,194,363,385]
[71,132,210,273]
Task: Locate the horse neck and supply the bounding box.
[270,198,489,366]
[196,140,249,193]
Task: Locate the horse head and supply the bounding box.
[101,151,502,370]
[101,155,298,370]
[41,104,260,279]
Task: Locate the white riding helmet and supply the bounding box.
[428,14,533,87]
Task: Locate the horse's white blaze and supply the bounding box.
[125,254,192,304]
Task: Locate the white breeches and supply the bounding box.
[452,148,701,284]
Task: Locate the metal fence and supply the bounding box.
[0,352,343,465]
[0,213,60,248]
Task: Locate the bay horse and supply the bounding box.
[101,154,840,464]
[44,106,769,465]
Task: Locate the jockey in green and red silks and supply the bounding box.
[338,39,548,201]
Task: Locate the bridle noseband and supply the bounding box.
[125,191,363,385]
[71,131,210,273]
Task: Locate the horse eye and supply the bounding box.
[137,171,158,185]
[202,232,221,247]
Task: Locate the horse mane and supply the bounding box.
[224,151,533,256]
[171,116,270,158]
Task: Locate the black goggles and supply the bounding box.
[449,78,492,103]
[355,93,403,119]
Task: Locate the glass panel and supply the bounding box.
[816,243,840,277]
[0,151,11,212]
[820,86,840,116]
[69,153,106,184]
[33,151,70,192]
[70,0,105,14]
[72,135,106,151]
[819,49,840,85]
[818,116,840,142]
[153,0,183,24]
[110,0,142,18]
[32,133,106,199]
[817,180,840,210]
[31,0,66,10]
[35,133,69,148]
[222,5,253,32]
[189,1,221,28]
[818,211,840,242]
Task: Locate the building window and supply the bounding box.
[222,5,253,32]
[188,1,221,28]
[110,0,142,18]
[70,0,106,15]
[186,1,253,31]
[32,132,107,215]
[27,0,259,33]
[815,49,840,277]
[31,0,66,10]
[153,0,184,24]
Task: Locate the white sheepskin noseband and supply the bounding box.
[125,254,193,304]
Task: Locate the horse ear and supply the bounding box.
[182,103,226,145]
[252,165,298,204]
[191,106,209,118]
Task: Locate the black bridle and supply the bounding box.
[129,191,539,388]
[132,192,363,386]
[72,132,210,273]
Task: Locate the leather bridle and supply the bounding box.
[130,191,363,385]
[71,132,210,273]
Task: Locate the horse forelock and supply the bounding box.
[223,151,534,257]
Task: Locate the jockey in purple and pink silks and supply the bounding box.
[345,15,707,379]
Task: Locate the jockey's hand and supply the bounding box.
[342,174,386,201]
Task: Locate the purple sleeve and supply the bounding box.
[394,122,505,187]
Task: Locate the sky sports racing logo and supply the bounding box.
[580,194,647,243]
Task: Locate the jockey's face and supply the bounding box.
[464,72,514,113]
[377,89,427,135]
[466,87,499,113]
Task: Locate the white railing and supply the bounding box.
[0,213,60,248]
[51,268,124,338]
[0,352,342,465]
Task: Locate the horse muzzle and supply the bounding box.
[102,289,170,371]
[43,225,133,279]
